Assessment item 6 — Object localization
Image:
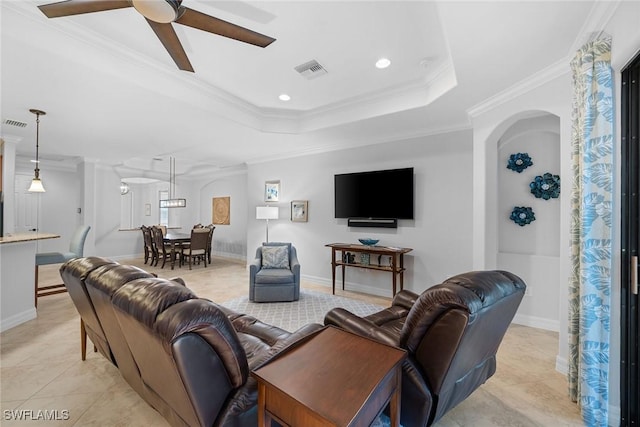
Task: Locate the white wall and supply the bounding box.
[196,172,248,260]
[247,129,474,297]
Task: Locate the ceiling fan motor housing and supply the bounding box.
[131,0,182,23]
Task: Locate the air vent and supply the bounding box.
[294,59,328,80]
[3,119,27,128]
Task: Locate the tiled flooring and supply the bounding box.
[0,257,583,426]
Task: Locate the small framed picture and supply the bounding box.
[291,200,308,222]
[265,180,280,202]
[144,203,151,216]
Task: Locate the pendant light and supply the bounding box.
[120,182,130,195]
[28,108,46,193]
[159,157,186,208]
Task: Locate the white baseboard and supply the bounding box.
[0,308,37,333]
[213,251,246,262]
[110,252,247,263]
[512,313,559,332]
[109,254,140,261]
[301,274,394,298]
[556,355,568,375]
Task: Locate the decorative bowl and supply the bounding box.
[358,238,379,246]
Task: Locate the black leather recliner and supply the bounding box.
[324,270,526,427]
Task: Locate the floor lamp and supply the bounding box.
[256,206,278,243]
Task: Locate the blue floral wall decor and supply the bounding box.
[510,206,535,226]
[507,152,533,173]
[530,172,560,200]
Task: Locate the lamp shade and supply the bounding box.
[28,178,45,193]
[256,206,278,220]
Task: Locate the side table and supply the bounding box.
[326,243,413,296]
[252,325,406,427]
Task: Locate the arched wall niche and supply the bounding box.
[494,111,562,331]
[471,73,573,371]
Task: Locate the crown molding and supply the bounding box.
[0,135,23,145]
[14,154,79,173]
[568,0,620,55]
[245,121,472,166]
[466,59,568,119]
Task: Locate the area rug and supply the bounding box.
[221,289,385,332]
[222,290,398,426]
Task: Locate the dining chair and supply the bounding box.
[205,224,215,264]
[181,228,209,270]
[35,225,91,308]
[140,225,154,265]
[151,225,173,268]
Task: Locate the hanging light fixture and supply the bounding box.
[120,182,130,195]
[159,157,186,208]
[28,108,47,193]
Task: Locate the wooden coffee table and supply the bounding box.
[252,325,406,427]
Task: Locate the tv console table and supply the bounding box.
[325,243,413,297]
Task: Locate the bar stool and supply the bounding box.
[35,225,91,307]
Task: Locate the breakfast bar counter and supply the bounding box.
[0,232,60,244]
[0,232,60,332]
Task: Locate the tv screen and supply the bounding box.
[334,167,414,219]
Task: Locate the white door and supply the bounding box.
[14,174,39,232]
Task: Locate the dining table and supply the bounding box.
[163,232,191,270]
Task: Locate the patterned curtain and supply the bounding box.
[568,35,614,426]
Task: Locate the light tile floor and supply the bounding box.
[0,257,583,426]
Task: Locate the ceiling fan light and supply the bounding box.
[132,0,180,23]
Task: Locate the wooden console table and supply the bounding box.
[326,243,412,297]
[252,325,406,427]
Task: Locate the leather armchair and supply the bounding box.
[324,270,526,427]
[249,242,300,302]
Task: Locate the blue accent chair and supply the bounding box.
[35,225,91,307]
[249,242,300,302]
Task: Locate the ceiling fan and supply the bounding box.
[37,0,276,72]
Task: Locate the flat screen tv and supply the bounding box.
[334,167,414,219]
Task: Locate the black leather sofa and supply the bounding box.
[324,270,526,427]
[60,257,322,427]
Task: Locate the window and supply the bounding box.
[159,190,168,226]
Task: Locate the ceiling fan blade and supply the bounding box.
[38,0,132,18]
[145,19,194,72]
[176,7,275,48]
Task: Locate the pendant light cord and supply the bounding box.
[34,112,41,178]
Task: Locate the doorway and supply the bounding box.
[14,174,39,232]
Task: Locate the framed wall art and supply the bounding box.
[265,180,280,202]
[291,200,308,222]
[212,196,231,225]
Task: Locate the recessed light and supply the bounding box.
[279,94,291,101]
[375,58,391,69]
